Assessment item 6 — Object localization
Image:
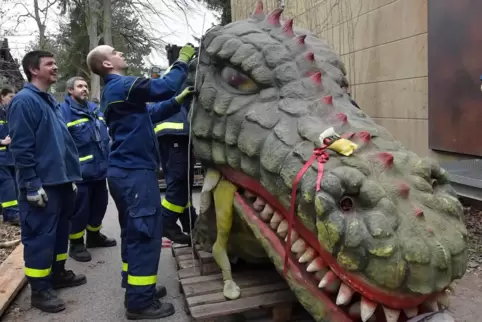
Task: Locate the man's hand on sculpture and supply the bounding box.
[27,187,48,207]
[175,86,197,104]
[178,44,196,63]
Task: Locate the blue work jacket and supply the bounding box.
[100,60,188,171]
[0,105,13,166]
[153,87,191,137]
[7,83,81,191]
[60,96,110,182]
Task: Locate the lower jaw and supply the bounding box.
[219,166,448,322]
[234,193,352,322]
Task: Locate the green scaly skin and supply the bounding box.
[188,2,468,320]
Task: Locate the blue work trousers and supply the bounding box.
[158,136,198,232]
[0,165,19,221]
[69,180,108,240]
[107,167,162,310]
[19,183,76,291]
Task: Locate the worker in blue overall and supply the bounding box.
[0,87,20,226]
[8,50,86,313]
[86,43,194,320]
[153,83,198,244]
[60,76,117,263]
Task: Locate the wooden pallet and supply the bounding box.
[172,243,314,322]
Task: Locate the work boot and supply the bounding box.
[124,285,167,308]
[31,288,66,313]
[52,269,87,290]
[125,299,175,320]
[86,231,117,248]
[162,216,191,245]
[69,238,92,262]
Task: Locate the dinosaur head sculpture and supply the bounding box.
[189,2,468,321]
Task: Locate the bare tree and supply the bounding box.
[13,0,59,49]
[86,0,101,100]
[102,0,112,46]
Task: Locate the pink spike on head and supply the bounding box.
[310,72,322,85]
[267,8,283,25]
[283,19,294,36]
[295,35,306,45]
[398,182,410,198]
[336,113,347,123]
[358,131,371,142]
[378,152,394,167]
[415,208,424,217]
[323,95,333,105]
[255,1,264,14]
[304,52,315,61]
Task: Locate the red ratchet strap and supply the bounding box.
[283,132,356,276]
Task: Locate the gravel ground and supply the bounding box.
[0,220,20,263]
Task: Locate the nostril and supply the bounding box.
[431,179,438,188]
[339,196,354,212]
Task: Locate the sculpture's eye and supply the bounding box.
[220,66,258,93]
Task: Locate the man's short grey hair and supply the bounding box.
[66,76,87,90]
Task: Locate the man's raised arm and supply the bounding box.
[127,44,196,103]
[148,86,196,124]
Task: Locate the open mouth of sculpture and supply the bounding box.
[219,166,450,322]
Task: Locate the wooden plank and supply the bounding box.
[200,262,220,276]
[179,259,199,270]
[0,244,27,317]
[178,266,201,279]
[187,282,289,307]
[190,290,296,320]
[182,273,283,298]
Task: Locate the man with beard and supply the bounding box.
[7,50,85,313]
[60,76,117,262]
[86,44,194,319]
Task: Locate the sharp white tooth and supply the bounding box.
[291,238,307,253]
[437,291,450,308]
[306,257,325,272]
[284,230,299,244]
[318,270,337,288]
[276,220,288,237]
[336,283,355,306]
[403,307,418,318]
[382,306,400,322]
[269,212,282,229]
[244,190,255,198]
[360,297,377,322]
[253,197,266,211]
[199,191,212,214]
[260,204,274,221]
[298,247,316,263]
[201,168,221,192]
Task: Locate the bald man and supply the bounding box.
[86,44,195,320]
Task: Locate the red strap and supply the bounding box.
[282,132,357,276]
[283,145,330,276]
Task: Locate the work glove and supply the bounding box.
[27,187,48,207]
[72,183,77,194]
[178,44,196,63]
[175,86,197,104]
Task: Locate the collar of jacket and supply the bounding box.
[104,73,122,83]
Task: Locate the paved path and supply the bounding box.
[4,191,200,322]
